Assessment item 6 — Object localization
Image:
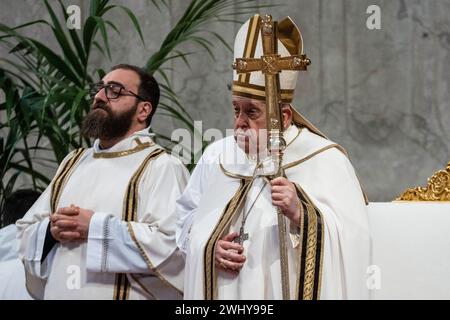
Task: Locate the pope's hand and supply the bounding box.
[50,205,94,243]
[215,232,246,274]
[270,177,301,226]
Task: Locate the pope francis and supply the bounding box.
[176,14,372,300]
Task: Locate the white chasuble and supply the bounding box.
[177,124,371,300]
[17,128,189,299]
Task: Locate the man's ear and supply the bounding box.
[137,101,152,124]
[282,104,293,128]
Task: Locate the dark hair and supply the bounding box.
[110,64,160,126]
[1,189,41,227]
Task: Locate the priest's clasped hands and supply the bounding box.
[50,205,94,243]
[215,177,302,274]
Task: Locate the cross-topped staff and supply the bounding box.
[232,14,310,300]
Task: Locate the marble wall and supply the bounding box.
[1,0,449,201]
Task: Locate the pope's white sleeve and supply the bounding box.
[175,154,207,254]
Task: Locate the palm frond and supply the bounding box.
[0,0,272,203]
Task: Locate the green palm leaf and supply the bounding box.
[0,0,271,204]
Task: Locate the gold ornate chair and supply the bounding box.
[396,162,450,201]
[368,161,450,299]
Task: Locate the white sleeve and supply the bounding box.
[175,153,209,254]
[86,212,148,273]
[87,154,190,276]
[16,186,55,279]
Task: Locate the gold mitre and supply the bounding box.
[232,14,326,138]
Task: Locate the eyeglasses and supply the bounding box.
[91,82,146,101]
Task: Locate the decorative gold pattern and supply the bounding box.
[93,139,154,159]
[294,184,324,300]
[396,162,450,201]
[262,14,273,35]
[302,202,318,299]
[234,54,310,75]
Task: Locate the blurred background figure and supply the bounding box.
[0,189,40,299]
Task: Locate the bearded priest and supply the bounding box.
[17,64,189,299]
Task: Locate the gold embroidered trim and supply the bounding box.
[294,184,324,300]
[295,200,305,300]
[232,82,294,103]
[241,14,260,83]
[282,144,340,171]
[286,126,302,148]
[218,127,301,180]
[122,148,165,222]
[93,139,154,159]
[219,162,253,180]
[283,144,369,205]
[129,273,157,300]
[127,223,182,295]
[302,202,318,300]
[50,148,86,212]
[114,147,165,300]
[113,273,130,300]
[203,179,254,300]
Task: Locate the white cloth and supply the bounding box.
[16,128,189,299]
[177,125,371,299]
[0,225,33,299]
[0,224,19,261]
[368,202,450,299]
[0,259,33,300]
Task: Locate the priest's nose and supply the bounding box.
[94,86,108,103]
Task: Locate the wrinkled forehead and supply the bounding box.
[232,95,266,110]
[101,68,140,91]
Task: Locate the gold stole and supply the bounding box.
[113,148,165,300]
[293,184,324,300]
[49,146,165,300]
[203,178,254,300]
[50,148,87,213]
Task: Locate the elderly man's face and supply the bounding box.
[232,95,267,154]
[81,68,141,141]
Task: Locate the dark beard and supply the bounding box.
[81,101,137,141]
